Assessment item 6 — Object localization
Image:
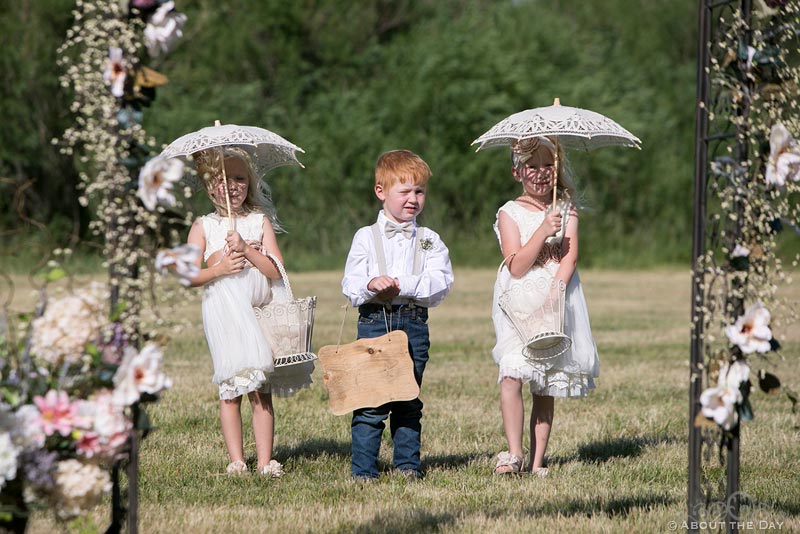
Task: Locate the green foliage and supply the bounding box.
[1,0,699,269]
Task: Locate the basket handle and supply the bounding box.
[265,253,293,300]
[497,253,517,275]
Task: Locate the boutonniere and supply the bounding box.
[419,238,434,251]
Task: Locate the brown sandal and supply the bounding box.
[494,451,523,475]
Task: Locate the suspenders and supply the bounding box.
[370,222,426,277]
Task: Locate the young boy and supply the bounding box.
[341,149,454,481]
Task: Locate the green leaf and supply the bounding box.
[44,267,66,282]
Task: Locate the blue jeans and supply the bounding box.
[351,304,430,478]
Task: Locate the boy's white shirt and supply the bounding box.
[342,210,454,308]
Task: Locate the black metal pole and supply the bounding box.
[688,0,711,529]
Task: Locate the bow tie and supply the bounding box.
[384,220,414,239]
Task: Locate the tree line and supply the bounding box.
[0,0,698,270]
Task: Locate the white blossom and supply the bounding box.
[766,123,800,186]
[0,432,20,491]
[144,2,187,58]
[155,244,201,286]
[102,47,126,98]
[51,459,112,520]
[699,360,750,431]
[12,405,46,451]
[137,155,184,211]
[731,243,750,258]
[724,302,772,354]
[113,344,172,406]
[30,283,108,368]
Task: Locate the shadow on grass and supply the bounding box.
[550,433,680,466]
[274,438,350,461]
[352,510,457,533]
[521,492,677,518]
[422,451,489,471]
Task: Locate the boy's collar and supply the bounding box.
[377,210,417,226]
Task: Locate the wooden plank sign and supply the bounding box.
[317,330,419,416]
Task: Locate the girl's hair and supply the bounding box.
[511,137,579,205]
[195,147,284,232]
[375,149,432,190]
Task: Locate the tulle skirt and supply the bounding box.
[491,269,599,397]
[202,267,313,400]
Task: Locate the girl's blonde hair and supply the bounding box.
[511,137,579,204]
[195,147,283,232]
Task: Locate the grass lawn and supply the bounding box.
[23,268,800,533]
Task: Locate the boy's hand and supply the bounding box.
[539,210,563,238]
[226,231,247,253]
[368,276,401,302]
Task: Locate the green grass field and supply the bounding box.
[24,269,800,533]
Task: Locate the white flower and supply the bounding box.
[724,302,772,354]
[155,244,201,286]
[699,360,750,431]
[766,123,800,187]
[144,1,188,58]
[137,155,184,211]
[51,459,112,520]
[103,47,126,98]
[731,244,750,258]
[0,431,20,491]
[74,390,132,460]
[12,404,46,451]
[30,283,108,368]
[113,344,172,406]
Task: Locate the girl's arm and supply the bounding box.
[186,219,245,287]
[227,218,283,280]
[554,206,579,285]
[498,209,562,278]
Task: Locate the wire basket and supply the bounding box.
[253,254,318,368]
[498,267,571,362]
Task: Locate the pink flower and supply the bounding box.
[33,390,79,437]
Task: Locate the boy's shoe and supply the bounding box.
[352,474,379,483]
[257,460,284,478]
[395,469,422,481]
[226,460,248,475]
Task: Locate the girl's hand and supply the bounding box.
[226,231,247,253]
[539,210,563,238]
[217,250,247,276]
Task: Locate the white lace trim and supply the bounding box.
[217,367,271,400]
[498,364,594,398]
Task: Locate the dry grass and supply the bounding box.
[21,268,800,533]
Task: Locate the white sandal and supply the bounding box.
[257,459,284,478]
[494,451,523,475]
[531,467,549,478]
[226,460,248,475]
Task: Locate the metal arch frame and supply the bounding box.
[689,1,752,532]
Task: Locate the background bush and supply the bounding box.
[0,0,699,270]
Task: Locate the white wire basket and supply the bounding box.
[498,267,571,362]
[253,254,318,368]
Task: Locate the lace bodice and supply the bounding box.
[201,212,264,261]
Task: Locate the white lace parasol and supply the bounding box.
[160,122,305,174]
[471,99,641,152]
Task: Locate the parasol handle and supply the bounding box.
[552,136,559,211]
[213,120,234,231]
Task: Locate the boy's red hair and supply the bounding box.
[375,150,431,189]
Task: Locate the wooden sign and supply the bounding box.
[317,331,419,416]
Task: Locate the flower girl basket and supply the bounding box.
[497,256,572,361]
[253,254,318,368]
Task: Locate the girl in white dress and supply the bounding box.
[186,147,312,477]
[492,137,599,476]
